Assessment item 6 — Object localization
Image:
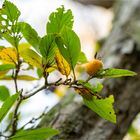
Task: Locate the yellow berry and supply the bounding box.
[85,59,103,76]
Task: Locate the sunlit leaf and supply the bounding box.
[1,33,16,47]
[47,5,73,33]
[56,27,81,69]
[96,68,137,78]
[0,75,38,81]
[16,75,38,81]
[0,85,10,102]
[37,68,43,78]
[92,83,103,93]
[55,49,71,77]
[18,22,41,51]
[37,65,57,79]
[0,93,19,123]
[20,48,42,68]
[77,52,88,64]
[0,0,20,23]
[0,1,21,46]
[0,47,17,64]
[0,64,15,71]
[45,65,57,73]
[83,95,116,123]
[78,80,103,93]
[9,128,59,140]
[18,43,31,53]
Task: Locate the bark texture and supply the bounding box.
[39,0,140,139]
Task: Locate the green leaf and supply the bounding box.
[0,0,21,46]
[0,93,19,123]
[1,32,16,47]
[85,83,103,93]
[39,34,56,64]
[18,43,31,53]
[92,83,103,93]
[20,48,42,68]
[1,0,20,23]
[56,27,81,68]
[16,75,38,81]
[77,52,88,64]
[18,22,41,51]
[96,68,137,78]
[0,75,38,81]
[9,128,59,140]
[0,64,15,71]
[37,68,43,78]
[78,80,103,93]
[83,95,116,123]
[47,5,73,33]
[0,85,10,102]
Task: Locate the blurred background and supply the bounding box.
[0,0,140,140]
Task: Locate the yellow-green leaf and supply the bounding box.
[16,75,38,81]
[96,68,137,78]
[18,22,41,51]
[18,43,31,53]
[0,64,15,78]
[0,93,19,123]
[0,48,17,64]
[9,128,59,140]
[0,1,20,23]
[56,27,81,69]
[0,85,10,102]
[83,95,116,123]
[0,75,38,81]
[20,48,42,68]
[45,65,57,73]
[0,64,15,71]
[47,6,73,33]
[77,52,88,64]
[55,50,71,77]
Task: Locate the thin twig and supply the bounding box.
[19,106,48,130]
[10,85,47,136]
[86,75,94,82]
[11,93,23,136]
[23,85,46,99]
[72,68,76,82]
[24,84,41,95]
[11,47,21,135]
[0,134,9,139]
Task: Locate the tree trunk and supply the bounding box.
[39,0,140,139]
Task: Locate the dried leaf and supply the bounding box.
[74,87,93,100]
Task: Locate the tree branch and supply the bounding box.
[19,106,48,130]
